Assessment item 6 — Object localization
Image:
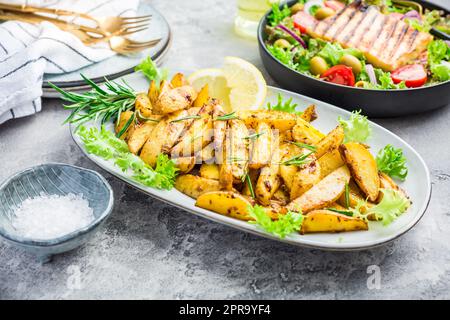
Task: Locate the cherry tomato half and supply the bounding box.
[321,65,356,87]
[293,11,317,33]
[391,64,427,88]
[324,1,345,12]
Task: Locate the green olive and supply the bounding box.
[290,3,304,14]
[310,56,328,76]
[355,81,367,88]
[314,7,335,20]
[339,54,362,74]
[274,38,292,49]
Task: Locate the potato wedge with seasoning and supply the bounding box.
[127,121,157,154]
[135,93,153,118]
[115,110,135,140]
[300,104,318,122]
[279,143,302,191]
[200,163,220,180]
[195,191,255,221]
[301,210,368,234]
[225,119,249,182]
[378,172,409,204]
[236,110,297,132]
[315,125,345,158]
[198,143,215,164]
[212,104,227,164]
[287,166,351,213]
[318,148,345,179]
[219,163,234,191]
[140,110,188,167]
[173,156,196,174]
[255,141,281,206]
[175,175,220,199]
[339,142,380,202]
[249,122,274,169]
[153,85,198,115]
[290,157,321,200]
[193,84,210,107]
[292,118,325,144]
[170,73,187,88]
[147,80,159,105]
[272,187,290,205]
[242,169,259,197]
[171,117,214,158]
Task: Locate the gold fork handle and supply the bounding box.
[0,10,107,36]
[0,3,95,22]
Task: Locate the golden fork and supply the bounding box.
[0,11,160,53]
[0,2,151,35]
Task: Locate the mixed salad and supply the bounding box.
[265,0,450,89]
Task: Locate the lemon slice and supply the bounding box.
[222,56,267,111]
[188,68,231,112]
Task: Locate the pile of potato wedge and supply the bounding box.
[115,73,408,235]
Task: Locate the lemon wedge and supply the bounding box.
[188,57,267,113]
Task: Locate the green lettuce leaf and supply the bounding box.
[266,93,301,114]
[428,40,450,82]
[376,145,408,180]
[318,42,363,66]
[248,205,304,239]
[267,3,291,27]
[338,110,372,143]
[352,189,410,226]
[135,56,168,83]
[78,125,178,189]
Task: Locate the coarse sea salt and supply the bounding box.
[11,193,95,240]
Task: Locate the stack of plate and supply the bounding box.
[42,2,171,98]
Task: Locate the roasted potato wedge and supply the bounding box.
[153,85,198,115]
[195,191,255,221]
[212,104,227,164]
[147,80,159,105]
[175,175,220,199]
[337,180,374,211]
[290,158,321,200]
[115,111,135,140]
[378,172,409,203]
[255,143,281,206]
[272,187,290,205]
[173,157,196,174]
[171,117,213,157]
[263,201,289,220]
[249,122,274,169]
[219,163,234,191]
[318,148,345,179]
[193,84,210,107]
[200,163,220,180]
[315,125,345,158]
[140,110,188,167]
[198,143,215,164]
[226,119,249,182]
[287,166,351,213]
[127,121,157,154]
[279,143,301,190]
[300,104,318,122]
[340,142,380,202]
[170,73,187,88]
[301,210,368,234]
[292,118,325,144]
[135,93,153,118]
[236,110,297,132]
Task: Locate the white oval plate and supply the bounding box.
[70,75,431,251]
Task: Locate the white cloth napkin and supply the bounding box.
[0,0,140,125]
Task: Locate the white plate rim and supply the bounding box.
[70,85,432,251]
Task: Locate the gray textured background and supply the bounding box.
[1,0,449,299]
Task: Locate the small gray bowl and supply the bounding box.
[0,163,113,263]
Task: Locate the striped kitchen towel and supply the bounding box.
[0,0,140,125]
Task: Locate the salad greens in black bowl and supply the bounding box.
[258,0,450,117]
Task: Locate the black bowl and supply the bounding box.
[258,0,450,117]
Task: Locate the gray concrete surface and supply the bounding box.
[1,0,449,299]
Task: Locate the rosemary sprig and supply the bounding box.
[287,141,317,152]
[245,173,255,198]
[214,111,239,121]
[281,151,314,166]
[171,115,201,123]
[243,131,266,141]
[48,74,137,128]
[327,208,353,217]
[136,110,160,122]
